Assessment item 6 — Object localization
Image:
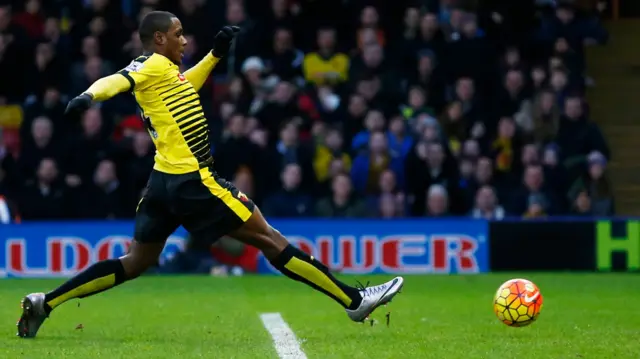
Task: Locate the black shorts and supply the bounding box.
[134,167,255,244]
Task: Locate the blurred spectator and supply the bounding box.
[411,50,447,112]
[379,193,404,219]
[14,0,45,39]
[542,143,569,205]
[79,159,133,219]
[406,140,461,215]
[65,107,113,184]
[571,190,593,216]
[27,42,65,99]
[0,128,18,195]
[18,158,69,220]
[351,131,404,196]
[509,164,559,217]
[573,150,614,216]
[491,116,521,184]
[439,101,466,156]
[123,131,154,199]
[313,126,351,186]
[356,6,385,50]
[340,93,369,144]
[351,109,385,152]
[315,173,369,218]
[531,89,561,144]
[0,193,19,224]
[18,116,61,179]
[263,27,304,82]
[401,85,435,121]
[213,113,260,182]
[303,27,349,86]
[471,185,506,220]
[555,94,610,162]
[273,120,315,192]
[426,184,449,217]
[368,169,406,214]
[256,81,301,144]
[387,115,414,158]
[263,163,313,218]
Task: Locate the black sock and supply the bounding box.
[44,259,127,313]
[269,244,362,310]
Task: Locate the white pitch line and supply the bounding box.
[260,312,308,359]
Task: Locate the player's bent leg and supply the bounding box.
[16,240,165,338]
[17,193,177,338]
[229,207,404,322]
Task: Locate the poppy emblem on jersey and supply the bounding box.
[178,73,185,81]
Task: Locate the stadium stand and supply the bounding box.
[0,0,612,222]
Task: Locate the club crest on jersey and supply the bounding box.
[237,191,249,202]
[178,73,185,81]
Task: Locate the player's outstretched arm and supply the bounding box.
[86,74,132,102]
[65,74,131,118]
[183,26,240,91]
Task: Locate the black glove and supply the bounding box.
[64,93,93,119]
[212,26,240,58]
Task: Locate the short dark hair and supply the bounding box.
[138,11,176,46]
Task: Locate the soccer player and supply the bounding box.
[17,11,403,338]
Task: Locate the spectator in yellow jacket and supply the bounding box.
[303,27,349,86]
[313,127,351,184]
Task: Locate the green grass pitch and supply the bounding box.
[1,274,639,358]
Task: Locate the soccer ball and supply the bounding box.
[493,278,543,327]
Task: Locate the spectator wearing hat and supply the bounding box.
[569,150,614,216]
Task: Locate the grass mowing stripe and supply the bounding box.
[260,313,308,359]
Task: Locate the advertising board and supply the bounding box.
[0,219,489,277]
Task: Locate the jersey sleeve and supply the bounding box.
[117,56,161,91]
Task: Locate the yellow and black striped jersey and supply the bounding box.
[117,53,213,174]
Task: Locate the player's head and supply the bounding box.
[138,11,186,65]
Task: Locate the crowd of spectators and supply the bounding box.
[0,0,615,223]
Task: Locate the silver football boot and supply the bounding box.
[16,293,49,338]
[346,276,404,322]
